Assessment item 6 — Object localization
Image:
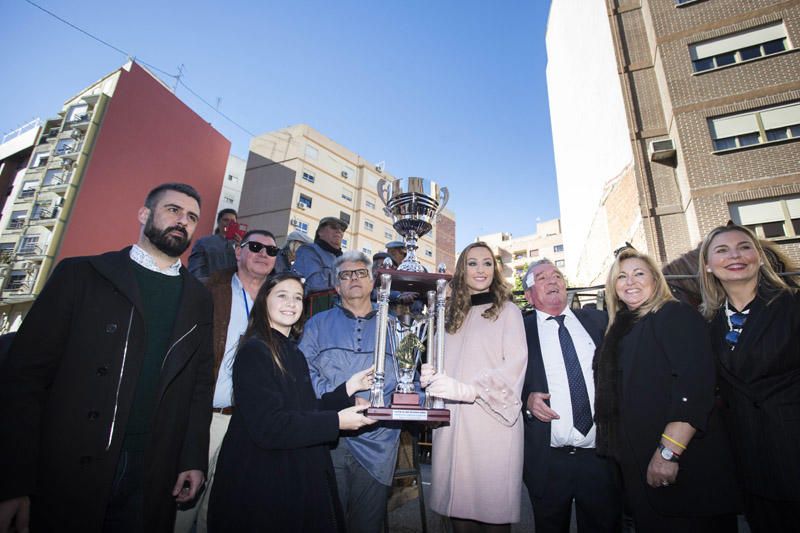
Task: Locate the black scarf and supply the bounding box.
[593,307,637,460]
[315,237,343,257]
[470,292,492,306]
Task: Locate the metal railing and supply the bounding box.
[7,219,26,230]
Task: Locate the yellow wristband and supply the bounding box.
[661,433,687,450]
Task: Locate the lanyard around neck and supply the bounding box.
[241,287,251,318]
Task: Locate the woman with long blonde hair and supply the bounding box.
[594,247,739,532]
[421,242,528,533]
[698,223,800,532]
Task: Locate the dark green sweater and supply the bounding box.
[123,261,183,452]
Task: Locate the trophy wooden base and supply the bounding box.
[366,392,450,423]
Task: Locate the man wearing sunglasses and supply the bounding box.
[175,229,277,533]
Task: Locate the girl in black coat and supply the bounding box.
[595,248,739,532]
[208,272,376,532]
[699,223,800,533]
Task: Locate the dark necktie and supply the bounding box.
[548,315,593,436]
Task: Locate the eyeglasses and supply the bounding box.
[337,268,369,281]
[725,312,747,347]
[242,241,279,257]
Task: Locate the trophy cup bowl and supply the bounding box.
[378,178,448,273]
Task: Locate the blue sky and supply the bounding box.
[1,0,558,251]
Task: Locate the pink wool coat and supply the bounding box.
[430,300,528,524]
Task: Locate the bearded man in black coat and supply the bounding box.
[0,183,214,532]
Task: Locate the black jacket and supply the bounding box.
[521,307,607,498]
[0,248,214,532]
[613,301,739,516]
[711,289,800,501]
[208,334,352,532]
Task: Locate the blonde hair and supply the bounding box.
[605,248,676,328]
[698,223,790,320]
[445,242,511,334]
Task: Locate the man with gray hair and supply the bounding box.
[299,250,400,533]
[521,259,621,533]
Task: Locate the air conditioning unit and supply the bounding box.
[648,138,676,162]
[296,202,307,210]
[290,218,300,227]
[341,170,350,179]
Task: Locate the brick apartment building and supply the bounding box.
[548,0,800,285]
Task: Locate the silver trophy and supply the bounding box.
[377,177,449,272]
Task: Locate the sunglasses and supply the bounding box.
[242,241,279,256]
[725,312,747,347]
[337,268,370,281]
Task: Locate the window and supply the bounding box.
[302,171,315,184]
[18,235,40,255]
[555,259,566,268]
[341,166,355,179]
[55,139,76,155]
[690,22,789,73]
[553,244,564,253]
[227,174,238,182]
[384,230,393,239]
[529,249,539,257]
[304,144,319,160]
[293,220,309,233]
[365,198,376,210]
[298,194,312,209]
[223,195,234,204]
[364,220,374,231]
[43,169,65,186]
[339,212,351,225]
[30,152,49,168]
[31,201,54,220]
[0,242,14,263]
[6,270,28,291]
[66,104,89,123]
[513,251,526,261]
[342,238,348,250]
[730,196,800,240]
[425,249,433,257]
[709,102,800,151]
[362,247,372,255]
[342,188,353,202]
[8,211,26,229]
[19,181,37,199]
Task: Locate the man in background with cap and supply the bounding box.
[521,259,621,533]
[274,230,313,274]
[293,216,348,293]
[385,240,406,268]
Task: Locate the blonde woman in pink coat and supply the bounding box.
[421,242,528,533]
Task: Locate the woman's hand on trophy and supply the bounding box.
[420,363,436,388]
[426,373,477,403]
[338,405,377,431]
[346,366,375,396]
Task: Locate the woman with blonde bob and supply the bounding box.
[594,247,738,532]
[421,242,528,532]
[698,223,800,532]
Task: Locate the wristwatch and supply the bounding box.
[658,443,681,463]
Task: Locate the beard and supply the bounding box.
[144,214,191,257]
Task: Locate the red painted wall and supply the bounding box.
[57,62,230,263]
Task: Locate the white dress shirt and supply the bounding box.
[536,308,597,448]
[212,273,252,408]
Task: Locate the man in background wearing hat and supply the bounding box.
[293,216,348,293]
[385,240,407,268]
[274,230,313,274]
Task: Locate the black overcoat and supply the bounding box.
[208,334,352,533]
[0,248,214,531]
[614,301,739,517]
[710,289,800,501]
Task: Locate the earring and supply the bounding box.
[706,268,712,272]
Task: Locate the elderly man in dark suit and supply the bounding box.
[521,259,621,533]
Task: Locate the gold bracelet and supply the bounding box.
[661,433,687,450]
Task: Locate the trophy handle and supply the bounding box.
[435,187,449,222]
[377,178,394,218]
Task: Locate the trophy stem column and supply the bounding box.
[424,290,436,409]
[369,273,392,408]
[432,278,447,410]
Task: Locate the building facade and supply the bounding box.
[238,124,456,272]
[478,218,566,287]
[0,61,230,331]
[216,154,246,214]
[548,0,800,285]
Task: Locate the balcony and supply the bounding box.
[7,219,26,230]
[0,250,13,265]
[17,244,44,257]
[66,113,91,131]
[17,189,36,201]
[5,278,32,293]
[31,207,58,226]
[55,142,82,162]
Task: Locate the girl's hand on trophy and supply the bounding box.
[354,397,370,407]
[426,373,478,403]
[346,367,375,396]
[338,405,377,431]
[420,363,436,388]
